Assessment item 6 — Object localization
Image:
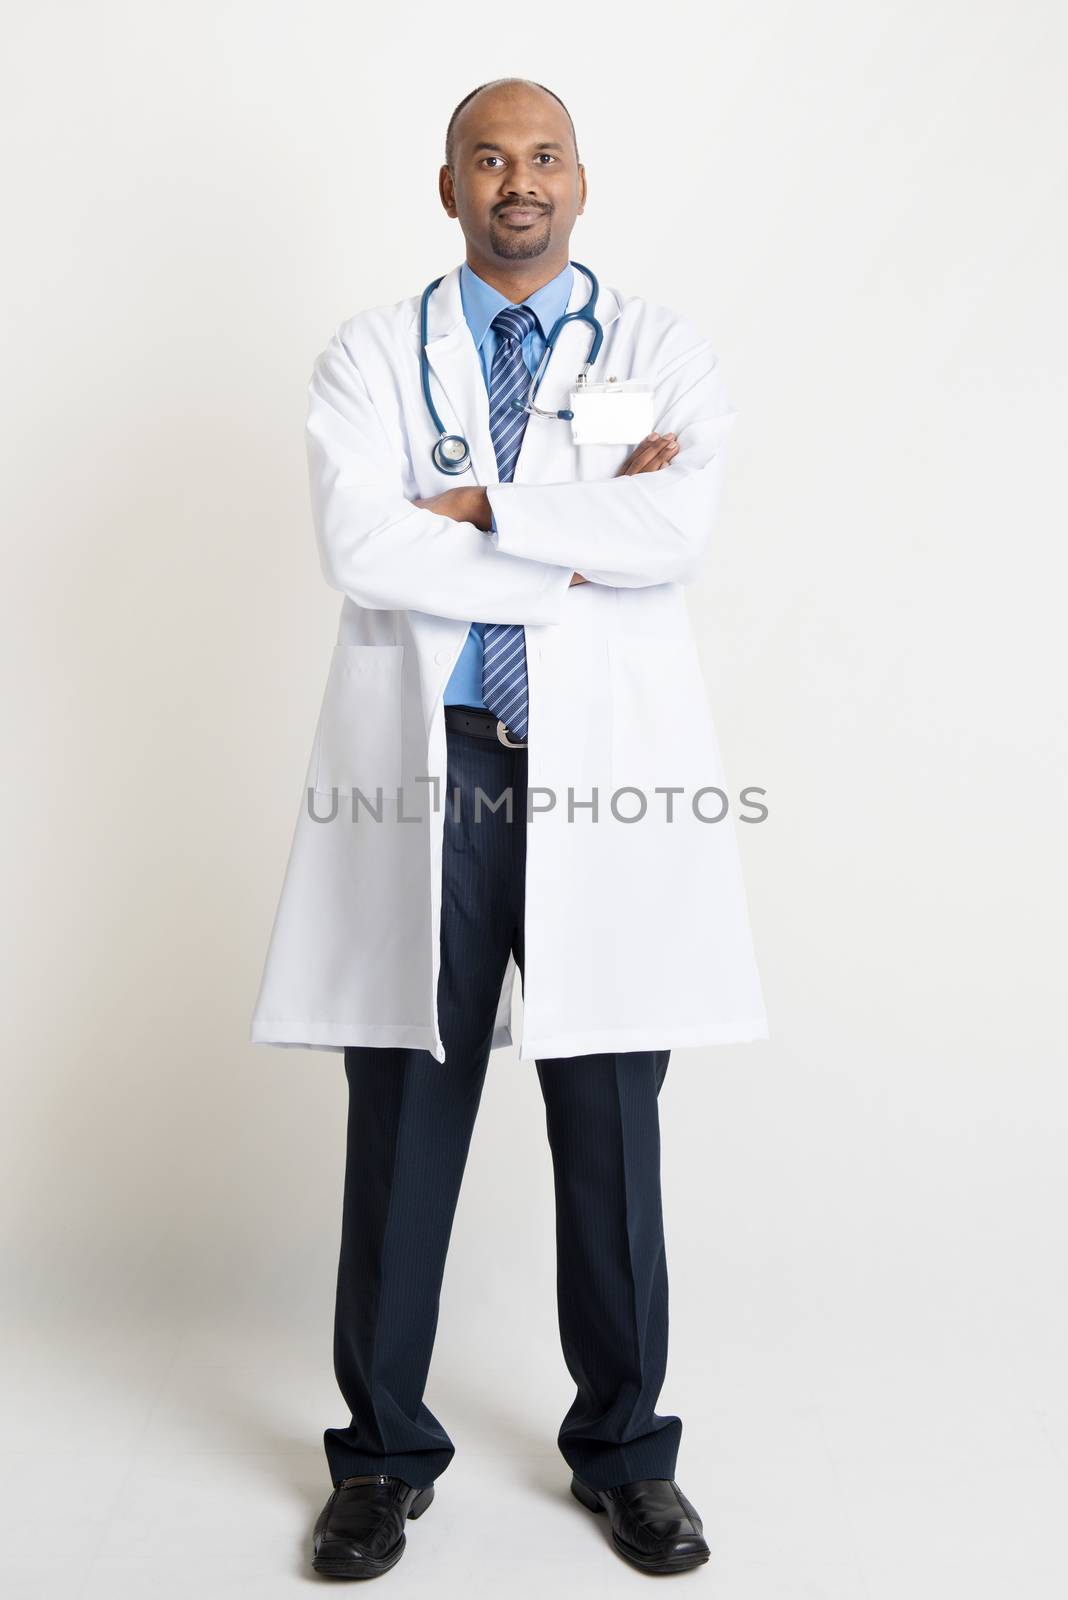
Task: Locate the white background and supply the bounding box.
[3,2,1066,1595]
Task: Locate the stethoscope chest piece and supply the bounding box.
[432,434,471,475]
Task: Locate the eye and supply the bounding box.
[481,156,505,168]
[535,153,557,164]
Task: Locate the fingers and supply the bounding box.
[618,432,680,476]
[620,437,665,474]
[627,439,678,474]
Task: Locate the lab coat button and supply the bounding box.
[434,649,449,665]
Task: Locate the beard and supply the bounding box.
[489,212,552,260]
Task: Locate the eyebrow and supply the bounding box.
[472,140,566,153]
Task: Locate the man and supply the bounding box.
[251,77,767,1578]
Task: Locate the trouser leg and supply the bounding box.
[324,730,525,1488]
[323,1041,489,1488]
[534,1048,682,1488]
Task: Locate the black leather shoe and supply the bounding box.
[312,1472,435,1579]
[571,1473,710,1573]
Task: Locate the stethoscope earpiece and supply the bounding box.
[420,262,601,476]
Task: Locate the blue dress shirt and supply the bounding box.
[443,261,574,707]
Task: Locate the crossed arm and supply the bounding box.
[410,433,682,587]
[307,322,733,622]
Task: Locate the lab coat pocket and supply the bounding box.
[312,644,405,799]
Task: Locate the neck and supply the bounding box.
[464,250,570,303]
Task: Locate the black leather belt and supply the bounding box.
[444,704,527,749]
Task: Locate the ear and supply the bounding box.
[439,164,458,217]
[577,163,588,215]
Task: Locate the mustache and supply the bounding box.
[494,201,551,216]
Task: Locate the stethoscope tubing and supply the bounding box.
[420,261,602,475]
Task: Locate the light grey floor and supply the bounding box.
[7,1017,1066,1598]
[4,1301,1066,1599]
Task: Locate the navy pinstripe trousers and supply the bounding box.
[325,723,682,1491]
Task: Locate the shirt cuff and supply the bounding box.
[488,508,500,547]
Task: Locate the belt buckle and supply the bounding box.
[495,718,527,749]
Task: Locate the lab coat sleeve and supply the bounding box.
[306,333,575,624]
[485,330,737,588]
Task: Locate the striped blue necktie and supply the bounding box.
[481,303,538,740]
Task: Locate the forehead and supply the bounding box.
[453,89,571,151]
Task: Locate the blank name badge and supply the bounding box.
[569,380,656,445]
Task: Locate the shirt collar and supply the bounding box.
[459,260,574,351]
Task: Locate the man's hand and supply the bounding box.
[617,432,679,475]
[409,431,680,589]
[411,486,491,530]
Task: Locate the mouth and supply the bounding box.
[496,206,548,225]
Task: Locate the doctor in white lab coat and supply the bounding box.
[255,77,768,1581]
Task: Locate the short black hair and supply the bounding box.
[444,78,580,169]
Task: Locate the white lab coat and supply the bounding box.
[250,263,768,1061]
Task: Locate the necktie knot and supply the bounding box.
[491,304,539,346]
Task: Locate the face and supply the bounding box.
[440,85,586,266]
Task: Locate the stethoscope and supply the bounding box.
[419,260,604,476]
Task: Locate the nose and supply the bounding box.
[501,188,543,205]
